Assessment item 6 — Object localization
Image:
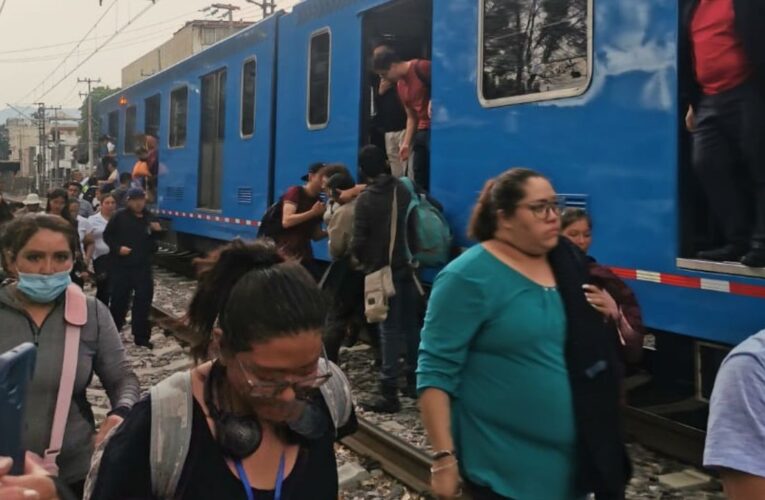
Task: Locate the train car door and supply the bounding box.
[360,0,433,157]
[198,69,227,211]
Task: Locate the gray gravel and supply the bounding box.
[84,269,724,499]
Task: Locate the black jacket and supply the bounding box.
[103,208,158,268]
[351,176,413,274]
[680,0,765,106]
[549,239,631,499]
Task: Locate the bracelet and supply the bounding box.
[431,449,456,461]
[430,459,458,474]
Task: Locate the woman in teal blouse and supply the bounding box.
[418,168,623,499]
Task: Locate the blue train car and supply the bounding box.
[99,0,765,367]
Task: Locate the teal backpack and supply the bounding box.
[399,177,452,267]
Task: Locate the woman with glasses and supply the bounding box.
[561,208,645,363]
[417,168,630,500]
[87,239,357,500]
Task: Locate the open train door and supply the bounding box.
[360,0,433,156]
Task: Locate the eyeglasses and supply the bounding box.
[519,198,565,220]
[236,346,333,399]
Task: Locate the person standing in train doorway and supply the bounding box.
[373,47,431,191]
[371,43,408,177]
[104,187,163,349]
[681,0,765,267]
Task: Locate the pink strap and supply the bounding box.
[42,285,86,475]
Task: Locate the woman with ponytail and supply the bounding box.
[417,168,630,499]
[87,239,357,500]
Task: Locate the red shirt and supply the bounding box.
[397,60,431,130]
[275,186,319,262]
[691,0,753,95]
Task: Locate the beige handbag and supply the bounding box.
[364,185,398,323]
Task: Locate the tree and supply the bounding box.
[77,86,119,155]
[482,0,587,100]
[0,126,9,160]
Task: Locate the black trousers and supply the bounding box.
[322,260,366,363]
[411,129,430,191]
[692,81,765,248]
[109,265,154,343]
[93,255,112,306]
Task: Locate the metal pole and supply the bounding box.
[78,77,101,177]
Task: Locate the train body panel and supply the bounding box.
[97,0,765,347]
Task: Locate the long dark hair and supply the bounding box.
[468,168,545,242]
[561,208,592,231]
[181,239,328,361]
[46,188,73,224]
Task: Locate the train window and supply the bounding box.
[241,58,257,137]
[145,94,161,140]
[124,105,137,154]
[169,86,188,148]
[479,0,592,107]
[108,111,119,145]
[307,29,331,129]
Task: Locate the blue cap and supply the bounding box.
[127,187,146,200]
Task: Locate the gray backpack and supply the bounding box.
[84,360,353,500]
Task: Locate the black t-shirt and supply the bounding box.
[90,395,357,499]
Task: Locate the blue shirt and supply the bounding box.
[704,329,765,478]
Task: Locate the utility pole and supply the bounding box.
[49,107,63,187]
[209,4,240,33]
[78,77,101,176]
[34,103,46,194]
[245,0,276,19]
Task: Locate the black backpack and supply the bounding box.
[257,198,284,238]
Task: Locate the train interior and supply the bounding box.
[359,0,432,164]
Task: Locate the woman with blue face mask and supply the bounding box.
[0,214,140,498]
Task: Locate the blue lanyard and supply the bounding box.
[234,452,286,500]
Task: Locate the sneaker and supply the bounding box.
[135,339,154,350]
[696,244,748,262]
[741,248,765,267]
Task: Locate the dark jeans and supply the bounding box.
[323,260,366,363]
[411,129,430,191]
[110,265,154,343]
[380,270,422,388]
[693,80,765,247]
[93,255,112,306]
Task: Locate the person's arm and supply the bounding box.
[350,195,371,270]
[417,269,487,498]
[91,299,140,446]
[399,104,418,162]
[281,187,325,229]
[102,214,119,253]
[338,184,365,204]
[704,350,765,495]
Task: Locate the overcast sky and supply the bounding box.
[0,0,302,111]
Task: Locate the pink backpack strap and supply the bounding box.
[42,284,87,475]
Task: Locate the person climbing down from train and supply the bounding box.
[322,171,366,363]
[104,187,162,349]
[372,46,431,191]
[371,43,408,178]
[273,162,327,279]
[417,168,631,500]
[84,239,357,500]
[352,145,422,413]
[562,208,645,364]
[704,329,765,500]
[681,0,765,266]
[0,214,140,498]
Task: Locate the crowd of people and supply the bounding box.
[2,6,765,498]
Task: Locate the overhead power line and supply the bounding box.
[33,0,159,103]
[0,0,8,18]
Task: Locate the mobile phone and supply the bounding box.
[0,342,37,475]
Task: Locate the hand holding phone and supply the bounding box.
[0,343,37,475]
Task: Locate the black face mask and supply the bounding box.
[204,361,329,460]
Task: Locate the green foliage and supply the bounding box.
[78,86,120,146]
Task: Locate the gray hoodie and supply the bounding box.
[0,284,140,483]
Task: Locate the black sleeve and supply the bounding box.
[336,406,358,441]
[102,213,122,253]
[351,194,371,270]
[89,398,153,500]
[51,477,78,500]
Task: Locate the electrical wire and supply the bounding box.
[34,0,159,103]
[0,0,8,18]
